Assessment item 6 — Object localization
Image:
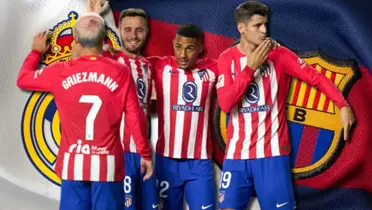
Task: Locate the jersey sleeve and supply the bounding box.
[146,56,163,76]
[276,47,349,108]
[121,66,152,159]
[216,51,255,113]
[16,50,58,92]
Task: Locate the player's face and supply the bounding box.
[238,15,268,47]
[173,35,203,70]
[119,16,148,54]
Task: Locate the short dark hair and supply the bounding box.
[119,8,148,25]
[176,23,204,43]
[234,1,269,23]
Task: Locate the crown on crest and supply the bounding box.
[42,12,77,64]
[42,11,121,65]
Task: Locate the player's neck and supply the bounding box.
[237,40,257,56]
[121,47,142,59]
[79,48,103,57]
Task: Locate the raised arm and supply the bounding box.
[87,0,120,44]
[16,31,56,92]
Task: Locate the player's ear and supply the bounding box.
[237,22,245,34]
[72,33,80,45]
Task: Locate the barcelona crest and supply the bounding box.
[212,49,361,179]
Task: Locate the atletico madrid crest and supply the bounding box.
[125,195,132,207]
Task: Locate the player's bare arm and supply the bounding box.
[86,0,109,14]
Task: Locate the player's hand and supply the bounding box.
[340,106,355,141]
[87,0,109,14]
[32,31,51,54]
[270,38,280,49]
[140,157,154,181]
[246,38,272,70]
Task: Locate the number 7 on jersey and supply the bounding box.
[79,95,102,141]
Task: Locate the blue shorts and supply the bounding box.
[124,152,159,210]
[155,154,216,210]
[218,156,295,210]
[60,179,124,210]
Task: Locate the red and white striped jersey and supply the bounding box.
[217,46,349,160]
[104,51,152,153]
[148,56,217,159]
[17,51,152,181]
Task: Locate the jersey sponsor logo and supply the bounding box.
[240,82,271,113]
[172,81,203,112]
[21,11,120,186]
[136,78,146,100]
[212,49,360,179]
[245,83,260,104]
[182,81,197,103]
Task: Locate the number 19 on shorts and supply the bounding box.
[219,171,232,189]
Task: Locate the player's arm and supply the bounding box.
[121,68,154,180]
[87,0,120,44]
[216,39,272,113]
[216,53,254,113]
[16,31,55,92]
[278,46,355,140]
[147,56,163,114]
[122,70,152,159]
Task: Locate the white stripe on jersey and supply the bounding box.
[90,155,100,181]
[62,153,70,180]
[173,72,187,158]
[162,65,172,157]
[187,72,202,158]
[140,60,151,91]
[74,154,84,180]
[231,60,235,81]
[241,98,252,159]
[107,155,115,181]
[120,113,124,147]
[269,62,280,156]
[128,59,139,152]
[255,73,266,159]
[240,57,252,159]
[226,109,239,159]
